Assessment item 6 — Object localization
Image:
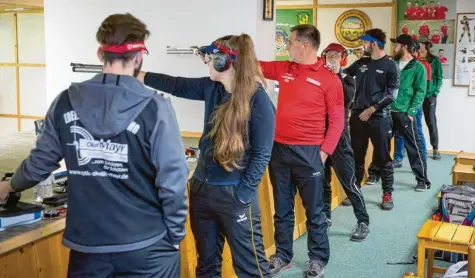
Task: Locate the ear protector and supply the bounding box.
[211,43,238,73]
[322,44,348,67]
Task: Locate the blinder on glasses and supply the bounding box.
[199,52,214,64]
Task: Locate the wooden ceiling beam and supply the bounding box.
[0,0,43,8]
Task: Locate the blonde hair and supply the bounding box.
[208,34,266,172]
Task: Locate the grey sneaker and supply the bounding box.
[350,222,369,242]
[326,217,332,228]
[269,255,291,276]
[432,150,441,160]
[393,160,403,168]
[415,181,431,192]
[365,176,378,185]
[306,260,325,278]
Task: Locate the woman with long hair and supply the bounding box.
[138,34,274,278]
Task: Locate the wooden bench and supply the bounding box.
[417,220,475,278]
[456,152,475,166]
[452,164,475,185]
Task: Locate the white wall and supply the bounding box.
[428,0,475,152]
[44,0,276,133]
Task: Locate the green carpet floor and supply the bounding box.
[277,154,455,278]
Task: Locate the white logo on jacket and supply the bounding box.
[237,213,248,223]
[306,77,321,86]
[64,111,130,180]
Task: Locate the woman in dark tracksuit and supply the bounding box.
[321,43,370,242]
[139,34,275,278]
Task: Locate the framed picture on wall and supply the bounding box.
[263,0,274,21]
[334,9,372,48]
[275,9,313,60]
[453,13,475,88]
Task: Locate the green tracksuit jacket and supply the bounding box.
[391,58,427,117]
[423,55,443,98]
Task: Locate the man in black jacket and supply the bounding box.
[0,13,188,278]
[344,29,400,211]
[322,43,370,241]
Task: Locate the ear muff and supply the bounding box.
[212,51,231,72]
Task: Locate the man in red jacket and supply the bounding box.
[440,22,449,44]
[420,2,429,20]
[431,30,441,44]
[405,1,414,20]
[413,1,421,19]
[435,1,448,20]
[260,24,344,278]
[419,21,430,41]
[438,49,448,64]
[428,1,437,19]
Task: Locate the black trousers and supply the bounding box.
[323,124,370,225]
[68,236,180,278]
[442,35,448,44]
[423,96,439,150]
[367,151,380,179]
[269,142,329,265]
[189,177,271,278]
[349,111,394,193]
[391,112,429,184]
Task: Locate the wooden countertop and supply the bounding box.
[0,169,197,256]
[0,217,66,255]
[0,135,200,255]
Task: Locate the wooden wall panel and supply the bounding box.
[0,232,68,278]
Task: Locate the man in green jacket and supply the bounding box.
[419,40,443,160]
[390,34,431,192]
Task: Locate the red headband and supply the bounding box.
[101,42,148,54]
[214,43,238,57]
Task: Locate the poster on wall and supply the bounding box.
[275,9,313,61]
[453,13,475,87]
[397,0,456,79]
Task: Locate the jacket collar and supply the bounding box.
[397,57,418,70]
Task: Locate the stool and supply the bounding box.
[452,164,475,185]
[456,152,475,166]
[417,220,475,278]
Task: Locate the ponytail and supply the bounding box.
[208,34,266,172]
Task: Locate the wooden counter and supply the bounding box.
[0,137,374,278]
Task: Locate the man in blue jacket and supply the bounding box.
[0,13,189,278]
